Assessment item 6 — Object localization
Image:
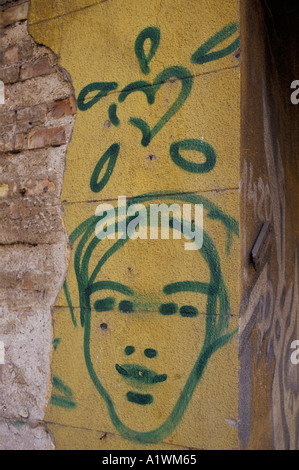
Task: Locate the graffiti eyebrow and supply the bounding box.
[163,281,210,296]
[88,281,134,296]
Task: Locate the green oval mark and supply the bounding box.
[90,142,120,193]
[124,346,135,356]
[126,391,154,406]
[170,139,216,174]
[179,305,199,317]
[135,26,161,75]
[159,303,178,315]
[144,348,157,358]
[119,300,134,313]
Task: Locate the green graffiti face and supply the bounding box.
[65,194,238,442]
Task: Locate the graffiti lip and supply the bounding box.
[115,363,167,387]
[126,391,154,406]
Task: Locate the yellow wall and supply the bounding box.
[29,0,241,450]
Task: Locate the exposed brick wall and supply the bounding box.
[0,0,76,450]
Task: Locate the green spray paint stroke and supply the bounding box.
[53,338,61,351]
[191,22,240,65]
[124,346,135,356]
[75,23,240,191]
[129,66,193,147]
[90,142,120,193]
[108,103,120,126]
[144,348,158,359]
[115,363,167,388]
[51,376,77,410]
[94,297,115,312]
[51,396,77,409]
[135,26,161,75]
[179,305,199,317]
[77,82,118,111]
[170,139,217,174]
[62,192,239,442]
[119,300,134,313]
[159,302,178,315]
[127,392,154,406]
[119,81,155,105]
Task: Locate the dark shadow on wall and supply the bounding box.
[239,0,299,450]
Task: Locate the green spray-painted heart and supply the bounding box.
[119,66,193,147]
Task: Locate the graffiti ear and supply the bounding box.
[63,213,126,328]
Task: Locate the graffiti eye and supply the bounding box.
[94,297,115,312]
[144,348,158,358]
[159,303,178,315]
[179,305,199,317]
[119,300,134,313]
[124,346,135,356]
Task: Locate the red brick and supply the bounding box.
[23,176,56,196]
[20,57,52,81]
[21,272,34,291]
[3,45,19,64]
[0,64,19,84]
[28,127,67,149]
[0,110,15,127]
[49,96,77,119]
[0,132,14,152]
[18,40,34,62]
[17,104,47,131]
[14,133,26,151]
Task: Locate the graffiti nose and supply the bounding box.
[124,345,135,356]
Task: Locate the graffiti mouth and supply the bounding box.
[115,363,167,388]
[126,391,154,406]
